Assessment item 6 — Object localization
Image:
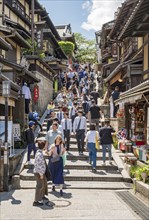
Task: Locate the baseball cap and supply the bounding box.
[28,121,35,127]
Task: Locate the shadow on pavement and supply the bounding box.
[0,190,21,205]
[49,190,72,199]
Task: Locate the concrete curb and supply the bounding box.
[112,148,132,183]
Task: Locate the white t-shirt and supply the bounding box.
[86,130,97,143]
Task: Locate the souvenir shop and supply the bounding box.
[115,90,149,162]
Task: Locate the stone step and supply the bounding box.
[24,160,118,170]
[20,169,123,182]
[30,151,112,161]
[20,180,133,190]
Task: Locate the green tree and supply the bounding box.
[58,41,74,57]
[22,38,45,58]
[74,33,97,63]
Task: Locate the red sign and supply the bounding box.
[33,85,39,103]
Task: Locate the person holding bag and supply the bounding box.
[48,135,66,196]
[33,141,48,206]
[85,124,99,173]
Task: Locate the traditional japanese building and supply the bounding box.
[99,0,149,144]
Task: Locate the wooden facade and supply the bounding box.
[99,0,149,144]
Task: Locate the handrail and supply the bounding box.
[0,132,5,137]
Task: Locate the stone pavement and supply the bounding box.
[0,189,142,220]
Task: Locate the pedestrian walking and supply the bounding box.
[89,100,101,131]
[25,121,36,165]
[50,118,64,139]
[82,94,90,117]
[73,109,87,155]
[99,120,115,165]
[47,111,56,131]
[45,122,63,151]
[33,141,48,206]
[28,111,42,131]
[61,112,72,151]
[85,124,99,172]
[69,102,78,125]
[48,135,66,196]
[57,105,64,124]
[90,90,99,105]
[111,86,120,117]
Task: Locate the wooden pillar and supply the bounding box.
[13,94,25,128]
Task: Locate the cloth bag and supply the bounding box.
[95,131,100,150]
[62,152,67,167]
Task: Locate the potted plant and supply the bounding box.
[140,165,149,183]
[135,165,149,183]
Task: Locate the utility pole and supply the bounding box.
[31,0,35,54]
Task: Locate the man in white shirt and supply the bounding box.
[56,106,64,124]
[73,110,87,154]
[61,112,72,151]
[22,82,31,114]
[69,102,78,125]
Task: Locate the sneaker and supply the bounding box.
[60,190,63,197]
[92,168,96,173]
[52,185,55,191]
[33,201,43,206]
[28,161,33,165]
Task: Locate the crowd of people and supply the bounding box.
[25,64,115,206]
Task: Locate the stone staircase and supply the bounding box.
[18,107,132,190]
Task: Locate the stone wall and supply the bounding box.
[31,71,53,115]
[110,118,125,132]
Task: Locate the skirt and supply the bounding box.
[49,157,64,184]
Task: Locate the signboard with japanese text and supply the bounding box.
[12,124,21,141]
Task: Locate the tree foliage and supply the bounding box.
[22,38,45,58]
[58,41,74,56]
[74,33,97,63]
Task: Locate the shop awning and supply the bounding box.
[115,80,149,105]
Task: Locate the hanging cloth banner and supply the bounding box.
[33,85,39,103]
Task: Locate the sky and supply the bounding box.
[39,0,124,40]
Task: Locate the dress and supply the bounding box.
[49,145,64,185]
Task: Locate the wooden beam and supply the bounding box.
[143,14,149,22]
[136,22,149,30]
[132,30,149,36]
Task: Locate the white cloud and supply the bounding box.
[82,0,91,10]
[81,0,124,31]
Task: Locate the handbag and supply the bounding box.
[45,160,51,181]
[95,131,100,150]
[51,156,60,163]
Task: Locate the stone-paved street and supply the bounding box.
[0,188,142,220]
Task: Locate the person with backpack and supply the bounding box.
[89,100,102,131]
[25,121,36,165]
[99,120,115,165]
[28,111,42,131]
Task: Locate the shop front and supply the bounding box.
[115,80,149,162]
